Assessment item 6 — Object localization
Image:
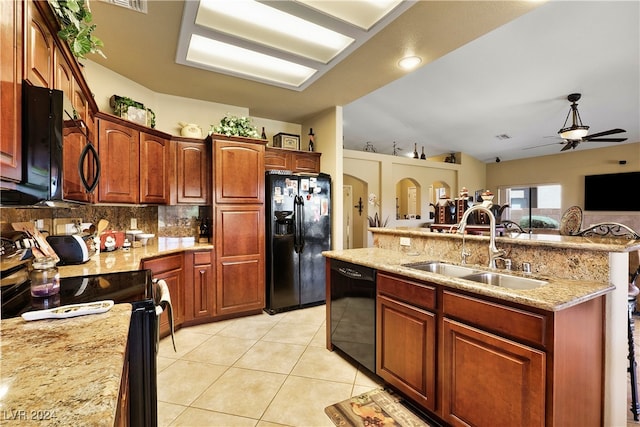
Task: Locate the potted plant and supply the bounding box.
[210,115,260,138]
[49,0,105,60]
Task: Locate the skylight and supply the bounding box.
[176,0,413,90]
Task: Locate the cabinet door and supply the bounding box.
[176,140,208,204]
[54,49,73,101]
[291,152,321,173]
[142,255,184,337]
[25,1,53,88]
[98,118,139,204]
[214,140,264,204]
[215,205,265,316]
[187,251,214,321]
[0,0,22,182]
[442,318,545,427]
[139,132,169,204]
[377,294,436,411]
[62,127,92,202]
[264,147,290,171]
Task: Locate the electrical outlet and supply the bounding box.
[400,237,411,246]
[130,218,137,230]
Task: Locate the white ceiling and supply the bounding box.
[89,0,639,163]
[343,0,640,161]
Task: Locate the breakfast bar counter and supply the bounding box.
[0,304,132,426]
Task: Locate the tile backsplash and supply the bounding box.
[1,205,212,239]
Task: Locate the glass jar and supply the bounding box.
[30,257,60,297]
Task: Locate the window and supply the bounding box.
[500,184,561,230]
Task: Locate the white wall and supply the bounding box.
[82,60,301,138]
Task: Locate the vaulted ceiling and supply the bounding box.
[89,0,639,162]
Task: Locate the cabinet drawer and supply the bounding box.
[443,291,548,347]
[377,273,435,311]
[142,253,183,273]
[193,250,212,265]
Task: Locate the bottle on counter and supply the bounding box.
[199,218,210,243]
[30,256,60,297]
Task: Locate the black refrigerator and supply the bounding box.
[265,170,331,314]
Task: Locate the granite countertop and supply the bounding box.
[58,237,214,278]
[323,248,614,312]
[374,226,640,252]
[0,304,132,426]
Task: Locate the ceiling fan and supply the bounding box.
[556,93,627,151]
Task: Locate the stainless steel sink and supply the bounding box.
[402,261,479,278]
[461,272,547,290]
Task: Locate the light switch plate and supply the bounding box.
[130,218,137,230]
[400,237,411,246]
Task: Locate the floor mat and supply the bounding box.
[325,388,434,427]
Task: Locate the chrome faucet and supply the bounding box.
[457,204,505,268]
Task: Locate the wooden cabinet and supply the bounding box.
[214,138,264,204]
[440,290,604,427]
[97,116,139,203]
[184,250,215,323]
[0,0,23,182]
[376,273,436,411]
[211,136,266,317]
[62,125,94,202]
[442,318,545,427]
[97,113,170,204]
[24,0,53,89]
[141,254,184,337]
[265,147,321,173]
[172,137,209,205]
[139,132,170,204]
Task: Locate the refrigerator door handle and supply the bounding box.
[294,195,305,253]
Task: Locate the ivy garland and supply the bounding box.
[49,0,105,59]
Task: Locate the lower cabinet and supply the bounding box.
[376,273,436,411]
[140,254,184,337]
[374,272,605,427]
[214,205,265,317]
[441,318,545,427]
[184,250,215,323]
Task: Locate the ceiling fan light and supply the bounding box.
[559,125,589,140]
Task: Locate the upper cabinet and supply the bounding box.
[0,0,23,182]
[139,132,170,204]
[172,137,210,205]
[96,113,170,204]
[264,147,321,174]
[213,137,265,204]
[24,1,54,88]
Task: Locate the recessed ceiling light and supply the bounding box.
[398,56,422,70]
[187,35,317,87]
[196,0,354,64]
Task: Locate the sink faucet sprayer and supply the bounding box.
[457,204,505,268]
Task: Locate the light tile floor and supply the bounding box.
[157,304,382,427]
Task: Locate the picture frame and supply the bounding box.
[273,133,300,150]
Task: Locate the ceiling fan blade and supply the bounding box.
[584,128,626,139]
[560,141,575,151]
[585,137,628,143]
[523,142,564,150]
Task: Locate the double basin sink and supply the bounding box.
[402,261,547,290]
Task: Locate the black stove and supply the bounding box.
[1,269,154,319]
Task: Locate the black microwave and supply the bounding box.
[0,81,99,207]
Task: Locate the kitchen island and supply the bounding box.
[0,304,132,426]
[325,227,639,427]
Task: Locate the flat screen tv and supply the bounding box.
[584,171,640,211]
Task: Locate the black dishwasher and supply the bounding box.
[330,259,377,373]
